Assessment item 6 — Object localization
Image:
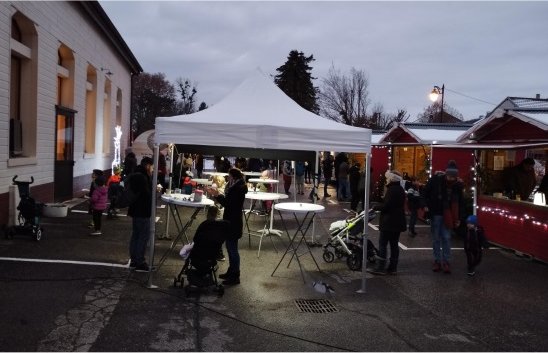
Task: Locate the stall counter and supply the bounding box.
[478,195,548,262]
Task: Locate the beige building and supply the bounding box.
[0,1,142,225]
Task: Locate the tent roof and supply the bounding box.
[155,69,371,153]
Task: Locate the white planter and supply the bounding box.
[43,203,68,217]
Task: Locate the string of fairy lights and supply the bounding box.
[469,151,548,228]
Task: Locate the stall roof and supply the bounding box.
[457,106,548,143]
[379,122,472,145]
[155,69,371,154]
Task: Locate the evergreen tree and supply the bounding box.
[274,50,319,113]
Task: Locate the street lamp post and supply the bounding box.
[429,84,445,123]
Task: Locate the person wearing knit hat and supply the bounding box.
[464,214,486,276]
[423,160,465,274]
[445,160,459,178]
[368,169,407,275]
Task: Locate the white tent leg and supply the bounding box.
[147,145,160,288]
[357,153,371,294]
[163,144,174,238]
[310,151,319,244]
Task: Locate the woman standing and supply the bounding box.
[206,168,248,285]
[369,170,407,275]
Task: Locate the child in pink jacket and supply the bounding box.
[90,175,108,235]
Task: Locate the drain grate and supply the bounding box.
[295,299,339,313]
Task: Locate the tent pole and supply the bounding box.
[292,160,296,202]
[147,144,160,288]
[310,151,319,244]
[357,152,371,294]
[163,144,174,238]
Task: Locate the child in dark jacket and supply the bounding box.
[90,176,108,235]
[464,215,487,276]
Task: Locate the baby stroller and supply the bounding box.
[174,234,225,297]
[322,209,378,271]
[5,175,44,241]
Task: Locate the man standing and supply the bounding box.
[322,153,334,198]
[128,157,155,272]
[423,160,465,274]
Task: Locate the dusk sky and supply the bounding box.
[101,1,548,122]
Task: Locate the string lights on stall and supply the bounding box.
[470,151,479,214]
[387,142,392,170]
[479,206,548,229]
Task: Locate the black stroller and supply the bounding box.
[5,175,44,241]
[322,209,378,271]
[173,233,225,297]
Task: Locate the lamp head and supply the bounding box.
[429,86,442,102]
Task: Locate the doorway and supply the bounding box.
[54,106,76,202]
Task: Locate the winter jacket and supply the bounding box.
[214,178,248,240]
[423,173,465,227]
[374,181,407,233]
[91,186,108,211]
[127,165,153,218]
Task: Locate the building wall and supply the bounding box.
[0,2,133,225]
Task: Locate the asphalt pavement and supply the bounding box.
[1,183,548,352]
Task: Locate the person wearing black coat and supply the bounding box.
[369,170,407,275]
[206,168,248,285]
[127,157,154,272]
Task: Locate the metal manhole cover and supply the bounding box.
[295,299,338,313]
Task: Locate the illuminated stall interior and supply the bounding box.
[380,123,473,183]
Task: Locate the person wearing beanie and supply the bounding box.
[423,160,465,274]
[464,215,487,276]
[368,169,407,275]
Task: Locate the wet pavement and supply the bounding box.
[1,183,548,351]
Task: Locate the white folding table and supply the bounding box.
[271,202,325,283]
[244,191,288,257]
[157,193,214,269]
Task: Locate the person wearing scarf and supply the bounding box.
[206,168,248,285]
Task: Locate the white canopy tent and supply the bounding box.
[150,69,372,291]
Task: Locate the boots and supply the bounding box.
[221,271,240,285]
[368,258,386,275]
[386,260,398,275]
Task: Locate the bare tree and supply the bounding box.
[366,103,409,130]
[175,77,198,115]
[319,65,370,126]
[417,101,464,123]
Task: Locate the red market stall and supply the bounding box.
[455,99,548,262]
[379,123,474,184]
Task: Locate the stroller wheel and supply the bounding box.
[173,277,183,288]
[347,253,362,271]
[322,251,335,263]
[216,285,224,297]
[34,227,42,241]
[335,248,345,259]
